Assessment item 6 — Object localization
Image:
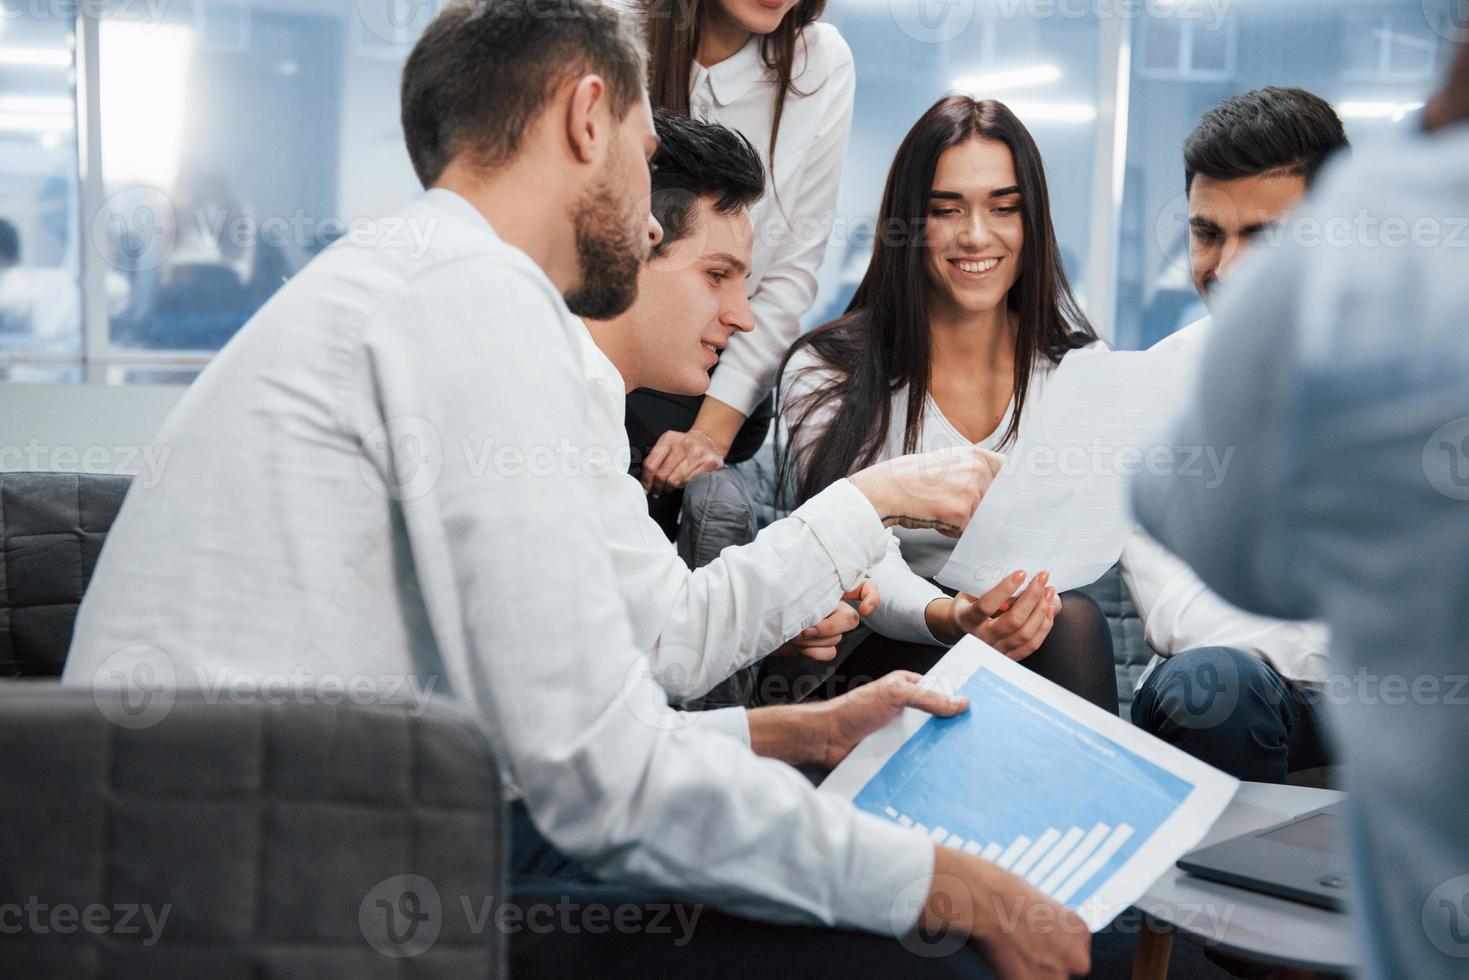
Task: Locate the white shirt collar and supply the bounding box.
[422,187,500,239]
[693,36,765,108]
[574,319,629,428]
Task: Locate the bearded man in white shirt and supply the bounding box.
[1125,87,1349,784]
[62,2,1092,977]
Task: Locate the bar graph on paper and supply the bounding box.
[851,666,1194,911]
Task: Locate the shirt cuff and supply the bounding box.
[791,479,889,590]
[865,577,946,645]
[706,365,767,419]
[838,812,937,935]
[686,706,751,748]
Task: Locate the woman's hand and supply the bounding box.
[927,570,1060,661]
[849,445,1005,538]
[817,670,969,769]
[770,581,880,663]
[640,428,725,495]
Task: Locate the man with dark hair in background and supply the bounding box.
[1124,87,1351,784]
[1136,37,1469,979]
[63,2,1090,977]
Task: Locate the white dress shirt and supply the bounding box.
[62,188,933,935]
[1121,319,1330,685]
[689,23,856,416]
[577,325,891,704]
[1133,121,1469,979]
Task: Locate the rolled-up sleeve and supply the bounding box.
[365,261,932,934]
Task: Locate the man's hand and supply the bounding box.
[924,847,1092,979]
[770,581,879,663]
[849,446,1005,539]
[641,428,725,495]
[927,571,1060,661]
[817,670,969,769]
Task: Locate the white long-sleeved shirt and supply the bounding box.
[781,335,1329,684]
[1120,319,1330,685]
[576,324,888,702]
[61,188,933,935]
[690,22,856,417]
[1133,120,1469,980]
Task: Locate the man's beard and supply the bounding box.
[563,176,644,320]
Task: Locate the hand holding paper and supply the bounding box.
[822,637,1238,931]
[937,348,1195,595]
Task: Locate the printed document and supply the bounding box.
[937,347,1199,595]
[822,637,1239,931]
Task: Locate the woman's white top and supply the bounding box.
[690,22,856,417]
[780,333,1329,684]
[780,342,1078,643]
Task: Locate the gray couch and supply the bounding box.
[0,472,509,975]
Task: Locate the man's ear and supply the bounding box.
[564,74,607,164]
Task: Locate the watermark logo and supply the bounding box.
[894,873,970,958]
[360,874,443,959]
[891,0,975,44]
[621,654,698,733]
[358,416,445,502]
[91,645,177,731]
[94,186,176,273]
[1423,874,1469,958]
[1424,0,1469,42]
[1423,418,1469,501]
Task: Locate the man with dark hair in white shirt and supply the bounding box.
[1125,87,1349,784]
[1136,39,1469,979]
[63,2,1092,977]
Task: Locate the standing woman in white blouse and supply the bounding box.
[629,0,855,533]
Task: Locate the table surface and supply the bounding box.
[1134,781,1357,972]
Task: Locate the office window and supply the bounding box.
[93,0,432,376]
[0,5,82,382]
[811,1,1103,329]
[1113,0,1458,351]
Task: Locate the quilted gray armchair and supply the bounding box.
[0,472,510,976]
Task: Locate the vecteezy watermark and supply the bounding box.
[1423,418,1469,501]
[359,876,702,958]
[1424,874,1469,958]
[91,187,440,274]
[995,0,1231,28]
[89,645,440,730]
[0,897,171,948]
[1423,0,1469,43]
[0,0,168,30]
[0,439,171,488]
[357,416,638,501]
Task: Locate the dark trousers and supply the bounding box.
[810,591,1121,716]
[625,390,775,539]
[507,803,998,978]
[1131,646,1331,784]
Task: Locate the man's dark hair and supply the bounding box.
[401,0,647,188]
[0,219,18,266]
[1184,87,1350,192]
[649,108,765,259]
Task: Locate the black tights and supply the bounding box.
[819,590,1120,715]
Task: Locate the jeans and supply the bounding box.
[1131,646,1331,784]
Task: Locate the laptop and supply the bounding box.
[1177,802,1350,911]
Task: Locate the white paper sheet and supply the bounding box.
[936,348,1195,595]
[821,637,1239,931]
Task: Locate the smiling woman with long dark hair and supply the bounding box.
[778,95,1118,711]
